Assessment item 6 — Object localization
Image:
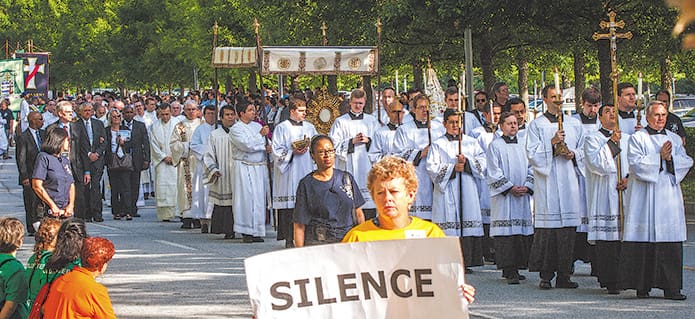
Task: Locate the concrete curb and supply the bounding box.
[687,202,695,219]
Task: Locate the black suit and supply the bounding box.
[75,118,107,221]
[105,125,133,216]
[46,120,87,218]
[123,119,150,214]
[16,127,46,233]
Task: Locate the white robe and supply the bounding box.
[329,113,380,209]
[427,134,486,237]
[170,118,202,216]
[487,136,534,236]
[617,110,646,136]
[149,118,179,220]
[203,127,235,206]
[623,129,692,242]
[271,120,317,209]
[584,129,630,241]
[472,126,496,224]
[571,115,599,233]
[368,124,399,164]
[189,122,216,219]
[230,121,269,236]
[433,112,477,136]
[526,114,584,228]
[393,120,446,220]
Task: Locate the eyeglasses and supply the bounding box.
[314,149,335,156]
[476,99,486,102]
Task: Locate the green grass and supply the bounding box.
[682,128,695,203]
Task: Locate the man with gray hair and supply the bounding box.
[170,99,203,228]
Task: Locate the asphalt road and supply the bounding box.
[0,153,693,318]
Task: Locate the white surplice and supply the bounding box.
[189,122,215,219]
[584,128,629,241]
[617,110,645,136]
[526,113,584,228]
[393,120,445,220]
[203,127,235,206]
[368,123,400,164]
[149,117,179,220]
[271,120,317,209]
[623,128,693,242]
[426,134,486,237]
[329,112,380,209]
[571,114,600,233]
[487,135,534,236]
[230,121,270,236]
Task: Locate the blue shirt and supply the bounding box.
[32,152,73,209]
[293,169,365,238]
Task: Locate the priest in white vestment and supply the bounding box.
[584,104,629,295]
[230,102,271,243]
[526,86,584,289]
[330,89,380,218]
[427,109,486,272]
[616,82,645,135]
[487,112,534,284]
[203,106,237,239]
[170,100,203,228]
[149,103,179,221]
[369,101,406,164]
[393,95,445,220]
[271,97,317,248]
[189,106,217,233]
[619,101,692,300]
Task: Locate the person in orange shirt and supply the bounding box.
[41,237,116,319]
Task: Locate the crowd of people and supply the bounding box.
[0,77,690,319]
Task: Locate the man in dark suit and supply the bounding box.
[46,100,87,219]
[122,105,150,217]
[75,102,107,222]
[16,111,45,234]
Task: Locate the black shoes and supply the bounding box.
[664,291,687,300]
[637,290,650,298]
[539,280,552,290]
[224,233,235,239]
[93,217,104,222]
[192,219,201,229]
[555,280,579,289]
[242,235,264,243]
[181,218,194,229]
[201,224,209,234]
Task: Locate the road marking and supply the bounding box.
[685,266,695,271]
[470,311,503,319]
[154,240,197,251]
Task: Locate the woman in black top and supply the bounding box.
[293,135,365,247]
[32,128,74,218]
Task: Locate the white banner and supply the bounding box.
[245,237,468,319]
[212,47,257,68]
[261,46,378,76]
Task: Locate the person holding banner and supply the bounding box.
[342,156,475,304]
[294,135,365,247]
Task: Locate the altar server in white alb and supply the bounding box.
[526,85,585,290]
[188,105,217,233]
[393,95,445,220]
[369,101,406,164]
[170,100,203,229]
[571,88,602,268]
[149,103,180,221]
[619,101,692,300]
[271,95,317,248]
[330,88,380,219]
[230,101,271,243]
[487,112,534,284]
[583,104,629,295]
[616,82,645,135]
[427,108,486,272]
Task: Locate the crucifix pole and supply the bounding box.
[376,18,383,125]
[321,21,327,87]
[592,10,632,235]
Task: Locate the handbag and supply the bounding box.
[27,277,52,319]
[109,144,134,171]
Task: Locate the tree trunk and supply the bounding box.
[225,75,233,95]
[248,70,258,94]
[413,61,423,90]
[573,49,586,112]
[290,76,299,91]
[597,40,612,104]
[328,75,338,95]
[516,51,529,107]
[480,41,495,94]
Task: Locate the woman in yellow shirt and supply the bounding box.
[342,156,475,303]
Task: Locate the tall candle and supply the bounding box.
[554,67,560,100]
[395,70,399,95]
[637,72,643,102]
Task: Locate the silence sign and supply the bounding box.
[245,237,469,319]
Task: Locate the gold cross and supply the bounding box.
[321,21,328,46]
[592,11,633,81]
[253,18,260,36]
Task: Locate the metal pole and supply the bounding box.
[464,29,474,111]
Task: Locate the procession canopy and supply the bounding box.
[260,46,378,76]
[212,47,258,68]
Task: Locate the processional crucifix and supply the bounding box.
[592,11,632,230]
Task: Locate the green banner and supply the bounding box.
[0,58,25,112]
